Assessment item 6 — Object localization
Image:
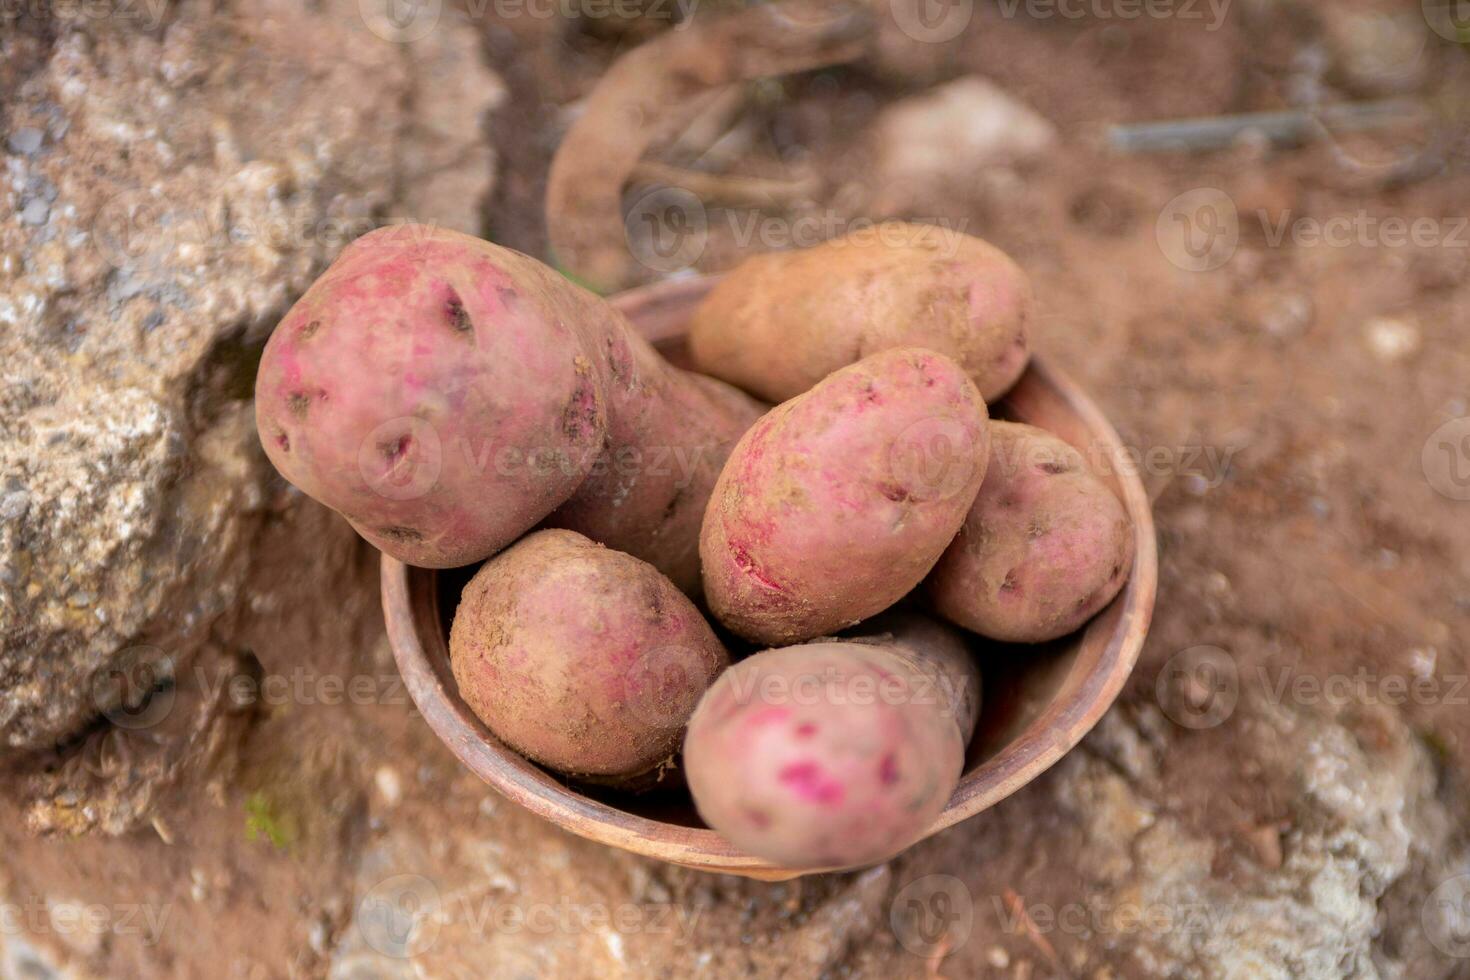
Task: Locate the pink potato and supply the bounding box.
[688,221,1032,403]
[926,422,1134,643]
[683,642,965,869]
[448,529,729,786]
[700,347,991,645]
[255,224,761,588]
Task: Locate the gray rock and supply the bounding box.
[6,126,43,156]
[1050,703,1462,978]
[19,199,49,225]
[0,491,29,522]
[1323,10,1429,97]
[868,76,1057,205]
[0,0,500,832]
[0,933,67,980]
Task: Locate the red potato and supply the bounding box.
[927,422,1134,644]
[448,530,729,786]
[255,225,761,589]
[845,611,981,742]
[688,221,1032,404]
[683,641,965,869]
[700,347,991,645]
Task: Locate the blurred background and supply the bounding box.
[1,0,1468,976]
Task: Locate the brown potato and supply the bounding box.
[688,221,1032,403]
[927,422,1133,643]
[449,530,729,787]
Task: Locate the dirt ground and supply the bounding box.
[3,1,1469,977]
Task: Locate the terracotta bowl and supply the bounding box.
[382,275,1158,880]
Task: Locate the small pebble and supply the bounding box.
[0,491,29,520]
[6,127,43,156]
[1254,293,1313,341]
[1240,290,1311,340]
[374,766,402,807]
[307,918,329,955]
[988,946,1011,968]
[1244,824,1284,870]
[20,199,50,226]
[1324,11,1428,96]
[1409,647,1437,680]
[1365,316,1421,362]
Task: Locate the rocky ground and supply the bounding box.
[2,0,1468,977]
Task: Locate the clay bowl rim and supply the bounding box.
[382,273,1159,880]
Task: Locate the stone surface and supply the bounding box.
[1321,9,1429,97]
[868,75,1056,202]
[1048,704,1458,978]
[0,0,499,815]
[306,698,1464,979]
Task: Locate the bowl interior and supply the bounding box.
[383,275,1157,878]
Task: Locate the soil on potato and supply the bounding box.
[4,2,1469,978]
